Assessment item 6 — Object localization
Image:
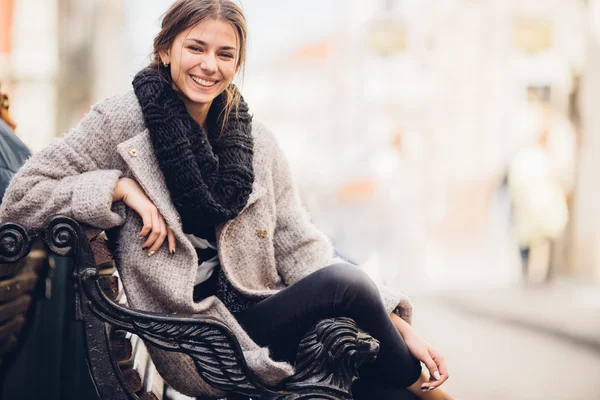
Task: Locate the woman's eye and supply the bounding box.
[220,53,234,59]
[189,46,203,52]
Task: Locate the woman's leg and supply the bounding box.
[234,263,422,388]
[352,377,419,400]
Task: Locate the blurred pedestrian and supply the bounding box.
[508,102,576,284]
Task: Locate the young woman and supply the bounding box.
[0,1,453,399]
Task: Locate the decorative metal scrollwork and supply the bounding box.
[0,222,31,264]
[42,215,80,257]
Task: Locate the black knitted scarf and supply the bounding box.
[132,67,254,238]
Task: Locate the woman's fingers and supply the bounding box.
[142,208,161,252]
[138,208,153,238]
[167,228,176,255]
[421,348,448,392]
[431,349,449,388]
[148,215,168,254]
[419,351,441,392]
[123,179,177,255]
[140,209,176,256]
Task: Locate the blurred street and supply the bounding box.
[411,284,600,400]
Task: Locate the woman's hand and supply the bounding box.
[390,313,449,392]
[113,177,176,256]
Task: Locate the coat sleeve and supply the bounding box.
[0,103,126,230]
[266,128,414,324]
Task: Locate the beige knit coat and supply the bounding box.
[0,91,413,397]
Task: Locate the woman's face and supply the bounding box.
[161,19,239,110]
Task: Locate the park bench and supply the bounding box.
[0,233,49,392]
[0,214,380,400]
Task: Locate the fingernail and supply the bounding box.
[170,249,175,256]
[428,386,436,392]
[434,371,441,381]
[148,251,155,257]
[421,386,428,392]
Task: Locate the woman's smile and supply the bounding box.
[189,73,220,89]
[190,74,219,88]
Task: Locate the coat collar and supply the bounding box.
[116,130,265,238]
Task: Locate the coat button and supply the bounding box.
[129,148,138,157]
[175,214,181,222]
[256,229,268,239]
[265,281,272,289]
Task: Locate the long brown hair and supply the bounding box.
[151,0,247,133]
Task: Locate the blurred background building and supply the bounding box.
[2,0,600,399]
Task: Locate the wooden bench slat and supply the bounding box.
[21,249,48,274]
[98,265,117,276]
[0,315,25,342]
[0,334,19,354]
[0,260,27,280]
[84,227,105,242]
[131,339,149,379]
[110,330,133,362]
[139,392,160,400]
[117,334,139,369]
[0,295,31,323]
[142,359,164,400]
[164,387,195,400]
[0,241,48,280]
[121,368,142,393]
[90,237,114,267]
[99,276,119,301]
[0,272,37,305]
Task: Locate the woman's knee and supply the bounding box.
[318,263,380,306]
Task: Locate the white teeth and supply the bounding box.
[190,75,216,87]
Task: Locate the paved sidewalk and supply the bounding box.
[411,296,600,400]
[436,279,600,351]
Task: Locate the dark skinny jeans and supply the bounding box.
[234,263,421,399]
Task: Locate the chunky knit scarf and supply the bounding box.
[132,67,254,238]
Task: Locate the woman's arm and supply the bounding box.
[0,104,126,230]
[112,177,176,256]
[390,312,449,392]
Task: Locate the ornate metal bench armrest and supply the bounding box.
[6,215,379,400]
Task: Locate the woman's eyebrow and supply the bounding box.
[184,38,236,51]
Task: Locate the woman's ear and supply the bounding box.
[159,50,170,65]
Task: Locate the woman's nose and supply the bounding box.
[201,54,217,72]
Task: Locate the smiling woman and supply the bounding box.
[0,1,453,399]
[163,20,239,114]
[150,0,247,134]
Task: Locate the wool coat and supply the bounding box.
[0,90,413,397]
